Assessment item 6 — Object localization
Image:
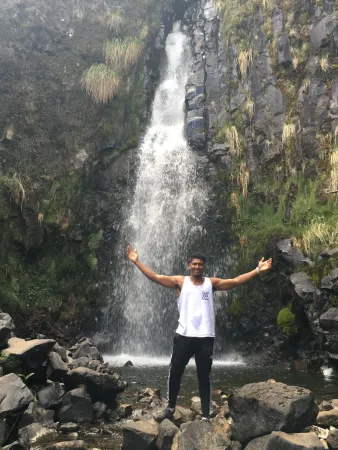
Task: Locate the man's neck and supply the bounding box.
[189,275,205,286]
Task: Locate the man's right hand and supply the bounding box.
[126,245,138,263]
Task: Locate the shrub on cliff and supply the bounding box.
[81,64,120,104]
[277,305,297,336]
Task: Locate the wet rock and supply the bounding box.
[58,387,94,424]
[245,431,324,449]
[277,239,308,267]
[124,360,133,367]
[0,373,34,415]
[290,273,320,304]
[93,401,107,420]
[69,357,91,369]
[47,352,69,380]
[186,109,206,149]
[317,408,338,427]
[177,419,231,449]
[311,16,337,50]
[0,313,15,348]
[119,404,133,418]
[59,423,79,433]
[18,402,55,429]
[121,420,159,450]
[18,423,58,447]
[228,381,318,442]
[2,337,55,368]
[278,36,292,66]
[64,367,126,403]
[156,419,179,450]
[38,382,65,409]
[45,441,88,450]
[320,308,338,330]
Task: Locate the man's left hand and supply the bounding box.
[258,257,272,272]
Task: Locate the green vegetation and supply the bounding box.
[227,298,243,316]
[104,38,143,72]
[102,8,125,34]
[277,305,297,336]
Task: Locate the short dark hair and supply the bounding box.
[188,253,207,264]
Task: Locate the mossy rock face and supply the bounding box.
[277,306,297,336]
[0,353,26,376]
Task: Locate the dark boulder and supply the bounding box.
[37,382,65,409]
[47,352,68,381]
[276,239,308,267]
[2,337,55,369]
[57,387,94,424]
[228,381,318,442]
[311,16,337,50]
[277,36,292,66]
[289,273,320,304]
[64,367,126,403]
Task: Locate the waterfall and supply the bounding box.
[110,23,210,356]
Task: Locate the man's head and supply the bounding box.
[188,253,206,278]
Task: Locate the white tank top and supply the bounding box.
[176,277,215,338]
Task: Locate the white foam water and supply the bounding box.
[103,354,246,367]
[109,23,210,355]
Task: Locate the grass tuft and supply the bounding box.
[237,49,253,79]
[103,9,125,35]
[104,38,143,71]
[320,55,329,72]
[81,64,120,104]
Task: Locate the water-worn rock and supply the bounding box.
[38,382,65,409]
[320,308,338,330]
[316,409,338,427]
[45,441,88,450]
[18,402,55,429]
[119,404,133,418]
[177,419,231,449]
[156,419,179,450]
[173,406,195,424]
[18,423,58,447]
[228,381,319,442]
[0,313,15,348]
[93,401,107,420]
[2,337,56,368]
[59,423,79,433]
[0,373,34,415]
[244,431,324,449]
[121,420,159,450]
[72,343,101,361]
[58,387,94,423]
[64,367,126,403]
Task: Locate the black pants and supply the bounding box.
[168,333,214,417]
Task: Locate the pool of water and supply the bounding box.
[105,354,338,406]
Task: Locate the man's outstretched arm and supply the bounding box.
[212,257,272,291]
[126,246,182,289]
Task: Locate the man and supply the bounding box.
[126,246,272,421]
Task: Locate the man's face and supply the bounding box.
[188,258,205,277]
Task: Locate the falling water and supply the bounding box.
[111,23,209,356]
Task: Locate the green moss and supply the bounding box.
[277,305,297,336]
[227,298,243,316]
[0,353,26,375]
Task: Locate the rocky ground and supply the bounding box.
[2,311,338,449]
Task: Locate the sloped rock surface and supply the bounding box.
[177,419,231,450]
[0,373,34,415]
[244,431,324,449]
[122,420,159,450]
[229,381,318,442]
[2,337,55,368]
[57,387,94,424]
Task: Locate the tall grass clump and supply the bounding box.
[303,221,338,256]
[237,49,253,79]
[226,126,242,156]
[237,162,250,200]
[103,9,125,35]
[0,174,25,210]
[81,64,120,104]
[282,122,296,146]
[104,38,143,71]
[330,148,338,192]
